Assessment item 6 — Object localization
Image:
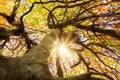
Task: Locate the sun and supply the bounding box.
[58,42,69,55]
[48,40,80,77]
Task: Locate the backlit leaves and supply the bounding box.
[0,0,120,79]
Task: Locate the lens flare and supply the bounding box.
[59,42,68,54]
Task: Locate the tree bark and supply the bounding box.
[0,29,60,80]
[0,29,104,80]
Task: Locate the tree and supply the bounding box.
[0,0,120,80]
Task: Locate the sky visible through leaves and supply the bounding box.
[0,0,120,79]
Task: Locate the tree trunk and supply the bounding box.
[0,29,104,80]
[0,29,60,80]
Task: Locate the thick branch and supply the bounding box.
[0,27,19,37]
[75,24,120,39]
